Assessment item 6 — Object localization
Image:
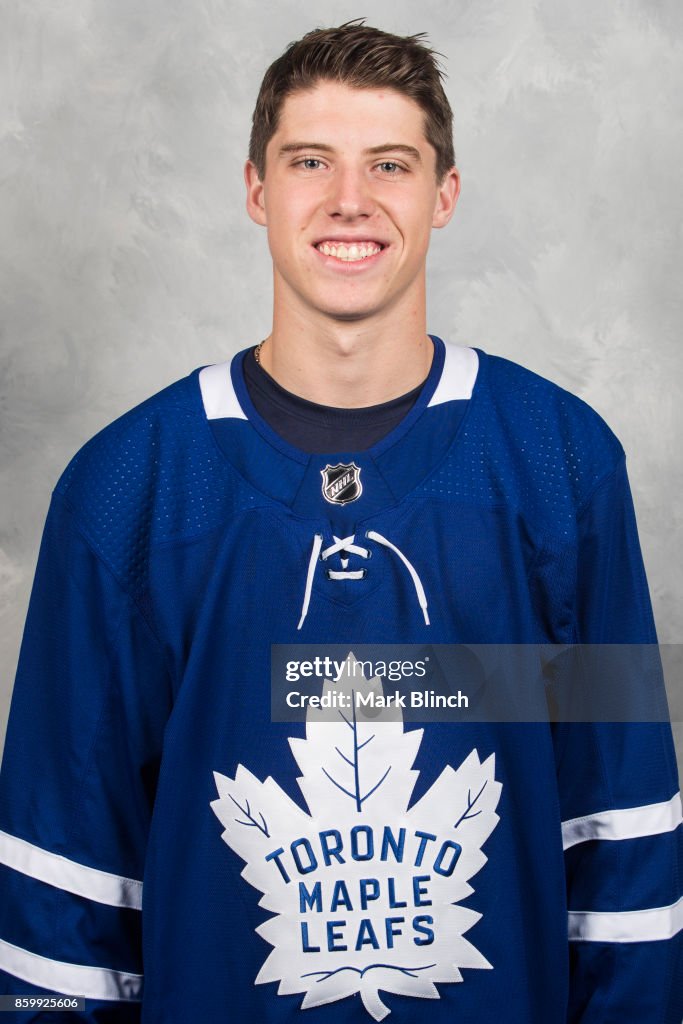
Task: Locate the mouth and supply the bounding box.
[313,240,386,264]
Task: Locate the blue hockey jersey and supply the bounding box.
[0,337,681,1022]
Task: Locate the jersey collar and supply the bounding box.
[197,336,483,517]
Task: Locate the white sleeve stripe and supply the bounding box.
[199,362,247,420]
[0,831,142,910]
[568,894,683,943]
[561,792,682,851]
[0,937,143,1001]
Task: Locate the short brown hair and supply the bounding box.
[249,19,455,182]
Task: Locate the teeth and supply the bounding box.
[316,242,382,262]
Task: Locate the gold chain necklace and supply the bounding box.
[254,339,267,365]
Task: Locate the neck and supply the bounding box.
[257,288,433,408]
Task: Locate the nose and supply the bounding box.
[324,165,375,220]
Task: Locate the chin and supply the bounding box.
[312,294,386,322]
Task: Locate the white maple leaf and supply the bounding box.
[211,653,502,1021]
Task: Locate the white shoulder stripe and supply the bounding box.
[427,344,478,405]
[568,894,683,943]
[0,831,142,910]
[199,362,246,420]
[561,792,682,851]
[0,938,143,1000]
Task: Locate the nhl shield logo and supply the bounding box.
[320,462,363,505]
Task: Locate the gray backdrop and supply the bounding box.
[1,0,681,770]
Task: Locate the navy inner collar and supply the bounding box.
[230,335,447,465]
[245,347,425,426]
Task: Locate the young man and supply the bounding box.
[0,21,681,1024]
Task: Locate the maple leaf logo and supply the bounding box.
[211,653,502,1020]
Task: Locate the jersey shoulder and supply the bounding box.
[52,367,259,592]
[417,349,627,537]
[485,350,625,500]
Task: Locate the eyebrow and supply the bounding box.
[278,142,422,162]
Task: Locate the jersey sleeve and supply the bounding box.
[553,455,683,1022]
[0,489,174,1021]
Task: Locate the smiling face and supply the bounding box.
[245,81,460,327]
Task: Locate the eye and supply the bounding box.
[296,158,325,171]
[376,161,405,175]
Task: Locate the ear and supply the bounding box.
[432,167,460,229]
[245,160,267,227]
